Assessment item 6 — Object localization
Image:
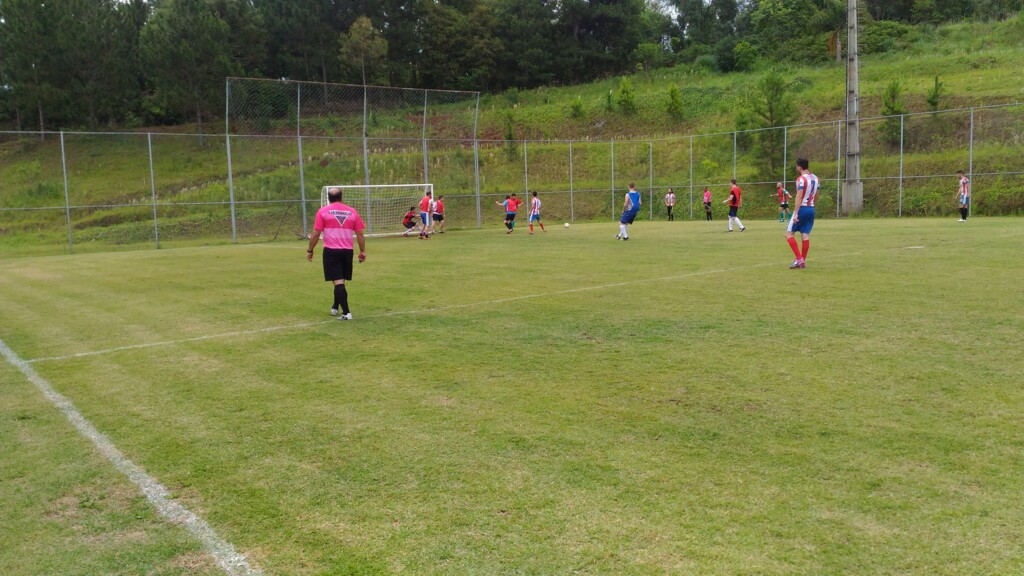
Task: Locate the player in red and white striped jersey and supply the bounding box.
[528,191,546,234]
[784,159,819,269]
[956,170,971,221]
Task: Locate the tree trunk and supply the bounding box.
[196,104,205,148]
[37,100,45,141]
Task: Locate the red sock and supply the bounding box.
[787,237,801,258]
[529,224,534,232]
[802,239,810,260]
[539,222,545,231]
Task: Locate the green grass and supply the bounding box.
[2,218,1023,574]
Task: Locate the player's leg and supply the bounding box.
[538,218,545,231]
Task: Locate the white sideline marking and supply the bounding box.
[0,339,262,576]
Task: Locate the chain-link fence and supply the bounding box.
[2,85,1022,255]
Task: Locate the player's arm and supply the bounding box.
[356,229,366,262]
[791,188,804,221]
[722,193,731,205]
[306,230,322,261]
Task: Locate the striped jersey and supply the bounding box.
[433,199,444,214]
[796,173,820,207]
[959,176,971,197]
[530,197,541,216]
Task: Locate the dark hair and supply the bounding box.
[956,170,965,175]
[730,179,736,185]
[532,191,537,197]
[409,206,415,211]
[796,158,809,170]
[629,182,636,189]
[327,188,342,202]
[437,195,444,200]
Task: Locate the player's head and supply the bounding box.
[777,182,783,188]
[730,179,737,185]
[425,190,431,197]
[532,191,537,197]
[437,195,444,200]
[409,206,415,211]
[956,170,965,176]
[511,193,517,198]
[668,188,673,193]
[505,195,511,200]
[629,182,636,190]
[796,158,809,172]
[327,187,342,203]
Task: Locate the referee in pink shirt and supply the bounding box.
[306,187,367,320]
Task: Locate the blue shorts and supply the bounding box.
[728,206,739,218]
[788,207,815,235]
[620,209,638,224]
[529,213,541,222]
[959,195,970,205]
[420,213,430,225]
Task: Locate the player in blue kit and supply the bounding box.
[616,182,642,240]
[785,158,819,269]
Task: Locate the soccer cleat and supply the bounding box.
[615,234,621,240]
[330,307,339,316]
[789,260,801,269]
[727,229,733,232]
[337,313,353,321]
[622,237,629,240]
[740,226,746,231]
[798,261,806,269]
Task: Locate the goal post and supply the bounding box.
[319,183,433,236]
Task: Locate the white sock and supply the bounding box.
[619,224,627,237]
[728,217,733,231]
[735,217,744,228]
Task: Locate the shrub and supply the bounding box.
[666,85,684,121]
[617,78,637,115]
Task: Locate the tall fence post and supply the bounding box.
[569,140,575,222]
[225,80,237,243]
[835,121,842,218]
[611,139,616,220]
[968,107,974,217]
[297,83,308,234]
[362,86,371,231]
[783,126,788,187]
[733,131,737,180]
[898,114,904,217]
[147,133,160,249]
[689,136,694,220]
[473,94,481,228]
[422,90,429,185]
[523,141,529,197]
[60,131,74,254]
[648,141,654,220]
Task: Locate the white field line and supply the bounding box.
[0,339,262,576]
[28,247,897,365]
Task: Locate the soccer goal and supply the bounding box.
[319,183,433,236]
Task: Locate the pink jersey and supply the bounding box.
[703,190,712,203]
[959,176,971,197]
[796,173,820,207]
[314,202,365,249]
[530,197,541,215]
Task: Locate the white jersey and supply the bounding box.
[530,197,541,216]
[796,173,820,207]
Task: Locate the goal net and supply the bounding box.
[319,183,433,236]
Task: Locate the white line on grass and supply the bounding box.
[0,338,263,576]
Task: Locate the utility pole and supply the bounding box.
[843,0,863,214]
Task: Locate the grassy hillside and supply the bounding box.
[1,16,1022,256]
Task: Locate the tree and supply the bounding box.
[741,69,800,179]
[926,76,944,112]
[140,0,236,140]
[0,0,66,133]
[339,16,387,85]
[879,80,907,145]
[811,0,847,64]
[617,77,638,115]
[666,84,685,121]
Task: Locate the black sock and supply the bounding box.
[334,284,349,314]
[961,208,968,220]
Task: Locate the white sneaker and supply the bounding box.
[337,313,353,321]
[615,234,621,240]
[957,219,965,222]
[330,308,338,316]
[740,226,746,232]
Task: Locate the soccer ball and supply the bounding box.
[564,222,570,228]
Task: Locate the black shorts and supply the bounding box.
[433,213,444,222]
[506,213,516,221]
[729,206,739,217]
[780,202,789,209]
[322,248,354,282]
[704,202,712,210]
[403,221,415,229]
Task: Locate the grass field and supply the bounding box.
[2,217,1023,575]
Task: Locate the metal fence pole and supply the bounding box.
[969,107,974,217]
[835,121,842,218]
[783,126,788,187]
[60,131,73,253]
[523,140,529,196]
[611,139,615,220]
[422,90,429,184]
[733,131,737,180]
[569,140,575,222]
[362,86,371,231]
[689,136,694,220]
[297,83,308,234]
[147,133,160,249]
[648,141,654,220]
[898,114,904,217]
[474,94,481,228]
[225,80,237,242]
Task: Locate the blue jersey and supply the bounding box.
[625,191,641,212]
